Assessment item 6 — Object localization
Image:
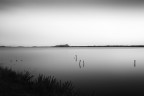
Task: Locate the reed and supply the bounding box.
[0,66,78,96]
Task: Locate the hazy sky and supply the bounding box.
[1,0,144,46]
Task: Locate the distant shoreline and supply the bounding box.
[53,45,144,47]
[1,45,144,48]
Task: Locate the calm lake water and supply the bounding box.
[1,47,144,95]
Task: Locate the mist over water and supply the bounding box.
[1,47,144,95]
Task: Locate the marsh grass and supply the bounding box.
[0,66,79,96]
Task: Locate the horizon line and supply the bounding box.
[1,45,144,48]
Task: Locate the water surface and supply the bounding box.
[0,47,144,95]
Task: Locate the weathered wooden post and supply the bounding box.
[134,60,136,67]
[79,60,81,68]
[75,55,77,62]
[83,60,85,68]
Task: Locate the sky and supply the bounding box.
[0,0,144,46]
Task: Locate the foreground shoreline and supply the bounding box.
[1,64,144,96]
[0,66,79,96]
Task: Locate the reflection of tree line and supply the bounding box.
[74,55,85,69]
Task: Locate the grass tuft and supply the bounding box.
[0,66,78,96]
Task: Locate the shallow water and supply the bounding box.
[0,47,144,95]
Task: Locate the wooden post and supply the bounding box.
[75,55,77,62]
[134,60,136,67]
[83,60,85,68]
[79,60,81,68]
